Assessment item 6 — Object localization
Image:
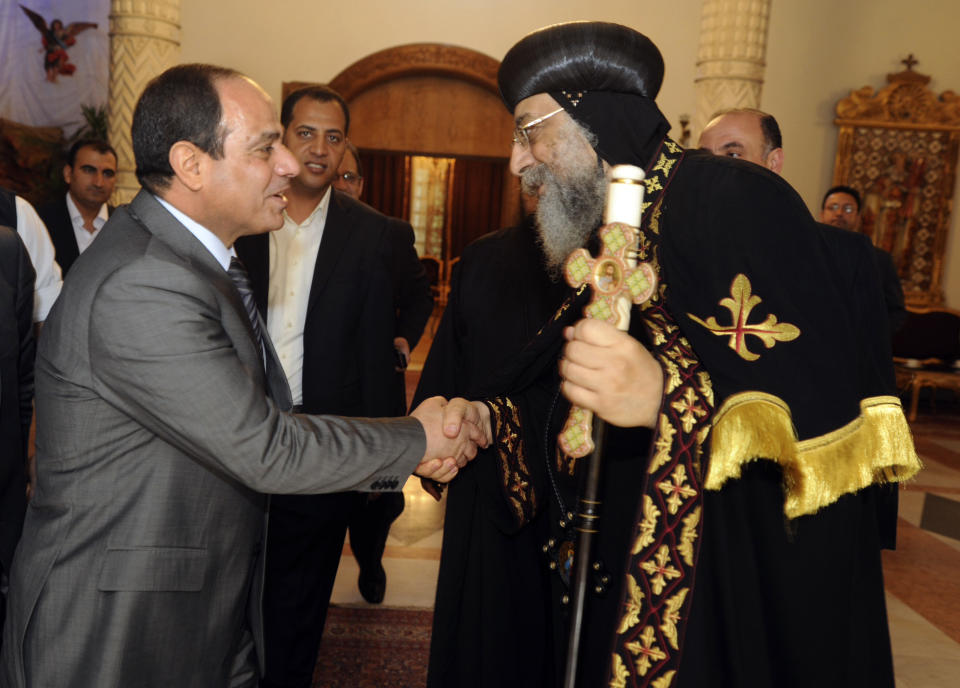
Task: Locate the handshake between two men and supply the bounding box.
[409,397,494,482]
[410,318,666,486]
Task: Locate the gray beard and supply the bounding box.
[522,160,607,276]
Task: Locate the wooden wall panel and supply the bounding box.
[345,75,513,158]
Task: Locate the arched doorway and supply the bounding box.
[283,43,521,267]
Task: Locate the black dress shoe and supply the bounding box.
[358,563,387,604]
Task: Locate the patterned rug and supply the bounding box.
[313,606,433,688]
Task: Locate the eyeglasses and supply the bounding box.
[825,203,857,215]
[512,108,564,149]
[338,171,363,185]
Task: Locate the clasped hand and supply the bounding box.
[411,396,492,482]
[559,318,663,428]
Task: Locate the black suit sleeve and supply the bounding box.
[360,226,407,417]
[388,219,433,349]
[873,248,906,335]
[0,226,34,570]
[14,238,34,442]
[0,227,35,453]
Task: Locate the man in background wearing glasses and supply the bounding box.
[234,85,428,688]
[333,139,434,608]
[822,184,906,334]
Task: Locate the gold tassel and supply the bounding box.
[706,393,921,518]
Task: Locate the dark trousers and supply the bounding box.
[348,491,405,573]
[260,491,363,688]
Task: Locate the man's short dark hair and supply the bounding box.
[67,139,117,168]
[343,140,363,178]
[280,86,350,135]
[710,108,782,153]
[132,64,241,194]
[822,185,861,212]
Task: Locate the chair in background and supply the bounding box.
[892,307,960,420]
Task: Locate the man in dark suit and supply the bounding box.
[0,226,34,645]
[334,139,433,369]
[0,64,484,688]
[821,185,907,335]
[236,85,425,688]
[333,138,434,603]
[36,139,117,276]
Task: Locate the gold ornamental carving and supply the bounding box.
[836,59,960,128]
[832,57,960,306]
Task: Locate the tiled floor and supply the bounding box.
[331,335,960,687]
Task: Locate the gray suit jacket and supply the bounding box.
[0,191,425,687]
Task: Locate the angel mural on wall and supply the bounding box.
[20,4,98,83]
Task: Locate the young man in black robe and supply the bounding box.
[431,21,921,688]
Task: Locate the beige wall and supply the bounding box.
[180,0,960,305]
[764,0,960,307]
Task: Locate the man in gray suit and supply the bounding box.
[0,64,488,687]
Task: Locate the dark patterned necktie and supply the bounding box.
[228,256,265,361]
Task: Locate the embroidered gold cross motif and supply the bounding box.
[656,465,697,515]
[559,223,658,459]
[640,545,681,595]
[651,152,677,177]
[687,274,800,362]
[625,626,667,676]
[670,387,707,433]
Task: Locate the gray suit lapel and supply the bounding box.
[126,192,281,396]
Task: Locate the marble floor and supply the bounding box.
[331,338,960,687]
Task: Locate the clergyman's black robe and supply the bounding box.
[415,217,567,687]
[425,149,919,688]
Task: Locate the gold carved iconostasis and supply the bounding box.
[283,44,520,280]
[832,57,960,306]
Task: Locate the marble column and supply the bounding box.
[108,0,181,204]
[692,0,772,142]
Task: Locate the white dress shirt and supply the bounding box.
[14,195,63,322]
[267,188,332,406]
[155,196,234,270]
[65,192,109,255]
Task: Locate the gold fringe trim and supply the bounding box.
[706,393,921,518]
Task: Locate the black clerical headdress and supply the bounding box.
[498,21,672,169]
[498,21,664,108]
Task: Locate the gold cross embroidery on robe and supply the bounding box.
[687,274,800,361]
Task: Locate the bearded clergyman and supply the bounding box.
[427,21,921,688]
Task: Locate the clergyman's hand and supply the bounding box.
[410,397,491,482]
[560,318,663,428]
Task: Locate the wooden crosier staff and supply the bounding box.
[560,164,657,688]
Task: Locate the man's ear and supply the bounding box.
[62,164,73,185]
[168,141,204,192]
[765,147,784,175]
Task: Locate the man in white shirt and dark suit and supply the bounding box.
[235,85,424,688]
